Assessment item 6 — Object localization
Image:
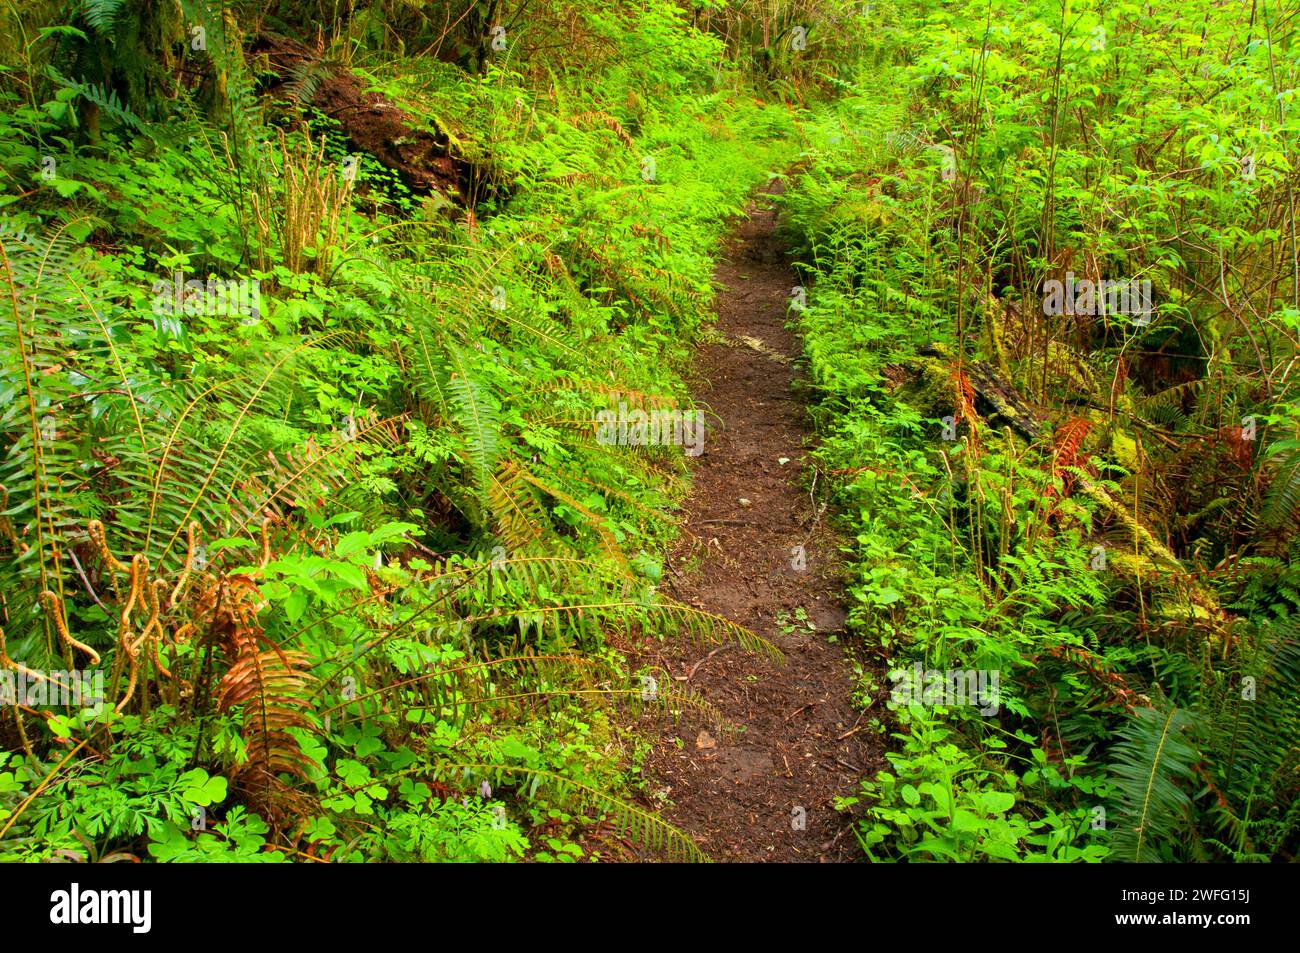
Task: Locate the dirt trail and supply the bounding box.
[640,187,883,862]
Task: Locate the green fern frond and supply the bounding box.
[80,0,127,34]
[443,762,709,862]
[1107,704,1199,862]
[45,67,145,132]
[446,362,501,504]
[1261,442,1300,530]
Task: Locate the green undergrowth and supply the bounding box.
[0,2,796,862]
[782,0,1300,862]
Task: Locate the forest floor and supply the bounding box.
[636,187,885,862]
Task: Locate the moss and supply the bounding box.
[1108,426,1141,472]
[1044,341,1099,398]
[1109,550,1162,580]
[900,354,960,419]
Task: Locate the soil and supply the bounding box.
[635,185,885,862]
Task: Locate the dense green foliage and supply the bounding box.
[781,0,1300,861]
[0,0,804,862]
[1,0,1296,864]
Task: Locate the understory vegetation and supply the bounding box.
[782,0,1300,861]
[1,0,1296,864]
[0,0,805,862]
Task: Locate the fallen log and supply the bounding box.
[250,33,476,201]
[909,343,1224,619]
[917,343,1045,440]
